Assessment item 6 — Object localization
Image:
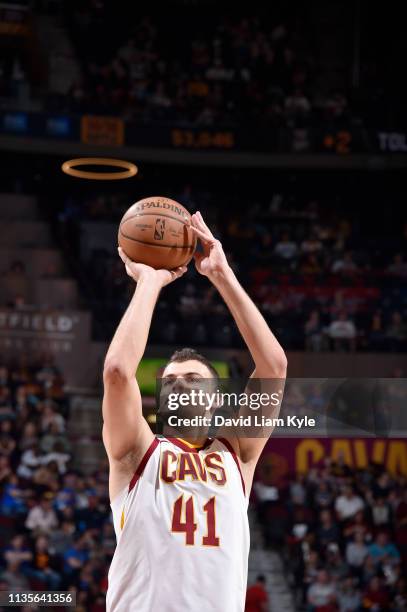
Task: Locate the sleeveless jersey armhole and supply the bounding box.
[217,437,246,497]
[112,437,160,533]
[128,437,160,492]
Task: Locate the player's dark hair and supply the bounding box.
[167,347,219,382]
[257,574,266,583]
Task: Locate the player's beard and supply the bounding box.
[157,390,212,439]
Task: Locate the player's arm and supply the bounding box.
[190,213,287,464]
[102,248,187,497]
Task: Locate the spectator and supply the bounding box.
[307,569,337,610]
[346,532,369,571]
[0,474,27,516]
[327,312,357,352]
[373,472,392,499]
[387,253,407,278]
[316,510,340,549]
[245,574,268,612]
[368,532,401,567]
[178,283,201,316]
[302,550,321,599]
[40,403,65,434]
[290,474,307,506]
[335,486,364,521]
[42,442,71,475]
[301,234,322,255]
[304,310,323,351]
[325,543,348,581]
[0,455,11,483]
[40,422,70,454]
[49,520,76,557]
[368,311,387,351]
[362,576,390,609]
[0,430,16,458]
[343,509,371,542]
[337,576,361,612]
[63,534,91,578]
[331,252,358,275]
[19,422,39,452]
[17,442,44,479]
[23,535,61,589]
[285,89,311,120]
[385,311,407,352]
[313,482,334,509]
[0,560,30,590]
[371,496,392,528]
[300,254,322,275]
[274,232,298,261]
[25,493,59,534]
[2,535,32,572]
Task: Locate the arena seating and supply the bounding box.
[253,460,406,610]
[0,359,111,609]
[30,169,407,354]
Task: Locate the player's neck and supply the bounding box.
[177,436,208,449]
[163,426,210,449]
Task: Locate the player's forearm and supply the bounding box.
[104,276,161,377]
[211,267,287,377]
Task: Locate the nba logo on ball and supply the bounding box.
[154,218,165,240]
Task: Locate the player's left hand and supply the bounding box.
[118,247,187,288]
[189,211,230,280]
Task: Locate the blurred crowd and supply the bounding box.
[254,457,407,611]
[1,2,403,133]
[63,10,341,128]
[51,179,407,353]
[0,360,111,611]
[0,3,359,128]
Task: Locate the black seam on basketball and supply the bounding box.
[119,229,195,249]
[121,212,189,225]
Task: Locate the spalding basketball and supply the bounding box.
[118,196,197,270]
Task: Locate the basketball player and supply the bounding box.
[103,211,287,611]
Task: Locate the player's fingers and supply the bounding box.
[118,246,129,264]
[191,211,206,230]
[190,225,212,243]
[190,213,209,233]
[196,211,214,237]
[195,211,214,238]
[189,214,200,229]
[174,265,187,277]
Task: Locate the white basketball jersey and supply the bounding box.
[106,436,250,612]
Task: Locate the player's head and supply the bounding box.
[163,347,219,383]
[159,348,220,428]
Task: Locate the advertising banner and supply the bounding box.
[259,437,407,480]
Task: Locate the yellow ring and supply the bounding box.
[61,157,138,180]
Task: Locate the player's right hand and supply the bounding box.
[118,247,187,288]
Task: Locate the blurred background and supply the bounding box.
[0,0,406,610]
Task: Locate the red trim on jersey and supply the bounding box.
[128,437,159,492]
[166,437,213,454]
[218,437,246,497]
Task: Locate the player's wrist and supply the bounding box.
[136,270,163,289]
[208,265,235,285]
